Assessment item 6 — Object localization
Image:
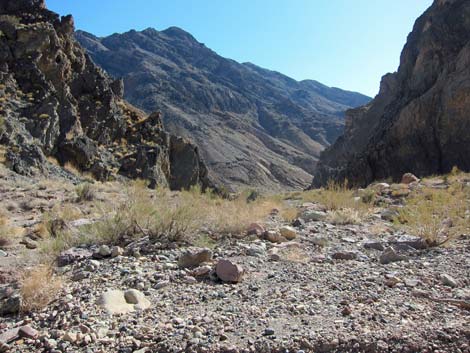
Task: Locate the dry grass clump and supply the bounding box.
[327,208,362,225]
[75,183,96,202]
[395,182,470,246]
[20,266,62,313]
[0,211,23,248]
[0,212,12,248]
[302,181,374,223]
[79,184,282,246]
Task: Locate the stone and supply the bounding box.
[111,246,124,258]
[247,243,266,257]
[300,210,327,222]
[216,259,244,283]
[0,294,21,315]
[98,290,134,315]
[190,266,212,277]
[363,240,385,251]
[178,248,212,268]
[263,328,275,336]
[62,331,77,343]
[401,173,420,185]
[264,230,286,243]
[22,238,37,249]
[0,250,7,257]
[388,235,428,250]
[0,327,19,344]
[57,247,93,267]
[18,325,38,339]
[279,226,297,240]
[124,289,151,310]
[332,251,358,261]
[381,209,399,222]
[440,274,458,288]
[379,247,407,265]
[98,245,112,257]
[246,223,265,236]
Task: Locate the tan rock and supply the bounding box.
[216,259,244,283]
[279,226,297,240]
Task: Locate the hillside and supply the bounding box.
[76,28,370,191]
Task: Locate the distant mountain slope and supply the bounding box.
[77,28,370,191]
[312,0,470,188]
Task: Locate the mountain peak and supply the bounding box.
[162,26,197,41]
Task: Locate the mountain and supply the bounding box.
[0,0,212,190]
[312,0,470,187]
[76,28,370,191]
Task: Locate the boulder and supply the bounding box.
[379,247,407,265]
[331,251,358,261]
[98,289,151,315]
[216,259,244,283]
[263,230,286,244]
[300,210,327,222]
[401,173,420,185]
[124,289,151,310]
[178,248,212,268]
[279,226,297,240]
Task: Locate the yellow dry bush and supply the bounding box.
[20,266,62,313]
[396,183,470,246]
[76,184,282,247]
[301,181,374,221]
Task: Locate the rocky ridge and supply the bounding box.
[76,28,370,191]
[312,0,470,187]
[0,0,211,190]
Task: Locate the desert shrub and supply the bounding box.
[301,180,374,219]
[327,208,362,225]
[395,183,470,246]
[0,211,22,248]
[75,183,96,202]
[76,184,282,247]
[20,266,62,313]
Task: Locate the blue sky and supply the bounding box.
[47,0,432,97]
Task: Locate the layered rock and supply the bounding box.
[0,0,211,190]
[76,28,370,191]
[312,0,470,187]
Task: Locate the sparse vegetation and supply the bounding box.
[38,183,284,255]
[395,181,470,246]
[327,208,362,225]
[300,180,375,221]
[20,266,62,313]
[75,183,96,202]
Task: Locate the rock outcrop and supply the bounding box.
[0,0,211,190]
[312,0,470,187]
[76,28,370,191]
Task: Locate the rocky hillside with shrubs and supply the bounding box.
[0,159,469,352]
[0,0,211,191]
[312,0,470,187]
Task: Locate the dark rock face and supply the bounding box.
[312,0,470,187]
[0,1,211,190]
[76,29,370,191]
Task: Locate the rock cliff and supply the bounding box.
[0,0,211,190]
[312,0,470,187]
